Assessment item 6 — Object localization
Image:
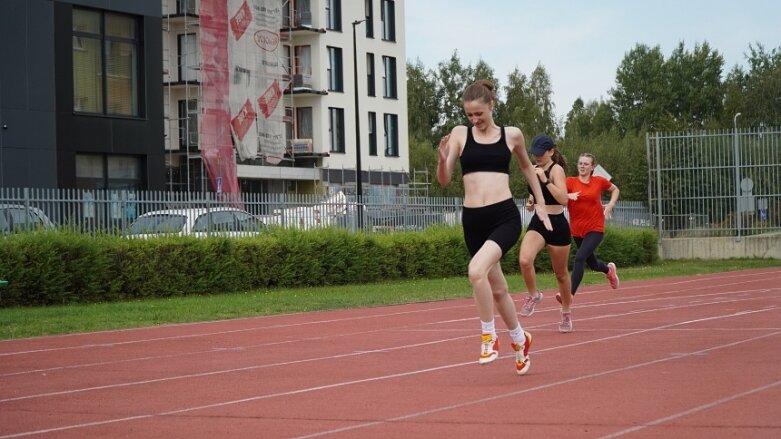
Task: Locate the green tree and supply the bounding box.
[610,44,671,134]
[665,41,724,129]
[406,59,439,143]
[723,43,781,127]
[433,51,474,138]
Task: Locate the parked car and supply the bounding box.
[125,207,265,238]
[0,204,56,234]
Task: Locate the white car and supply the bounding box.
[0,204,56,234]
[125,207,265,238]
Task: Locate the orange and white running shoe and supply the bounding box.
[511,331,532,375]
[478,333,499,365]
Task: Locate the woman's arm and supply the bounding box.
[603,183,620,219]
[507,127,552,230]
[436,126,465,187]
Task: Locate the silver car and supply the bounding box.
[0,204,56,234]
[125,207,265,238]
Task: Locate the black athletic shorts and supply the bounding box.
[527,212,571,246]
[462,198,522,257]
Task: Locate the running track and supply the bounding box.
[1,267,780,438]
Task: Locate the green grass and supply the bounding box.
[0,258,778,340]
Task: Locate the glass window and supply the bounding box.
[368,112,377,156]
[194,211,236,232]
[383,56,397,98]
[294,45,312,88]
[295,0,312,27]
[296,107,313,139]
[366,53,375,97]
[178,99,199,150]
[327,46,343,92]
[76,154,143,190]
[178,33,198,82]
[177,0,197,15]
[329,107,345,153]
[235,211,265,232]
[384,113,398,157]
[73,8,141,116]
[326,0,342,31]
[381,0,395,41]
[365,0,374,38]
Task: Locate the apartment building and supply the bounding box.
[0,0,165,190]
[163,0,409,195]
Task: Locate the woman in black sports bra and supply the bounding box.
[517,134,575,333]
[436,79,551,376]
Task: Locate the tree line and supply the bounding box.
[407,42,781,201]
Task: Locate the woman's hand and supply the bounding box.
[525,197,535,212]
[603,203,614,220]
[568,191,581,201]
[534,205,553,231]
[534,167,547,182]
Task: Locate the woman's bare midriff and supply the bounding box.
[463,172,513,208]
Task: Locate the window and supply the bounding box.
[284,106,294,143]
[283,45,292,79]
[76,154,143,190]
[177,0,197,15]
[366,53,375,96]
[368,112,377,156]
[326,0,342,31]
[329,107,345,153]
[73,8,141,116]
[365,0,374,38]
[294,0,312,27]
[294,45,312,88]
[296,107,313,139]
[382,56,397,98]
[380,0,395,41]
[384,113,398,157]
[327,46,343,92]
[178,99,198,150]
[177,33,198,82]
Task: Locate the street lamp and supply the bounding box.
[352,19,366,229]
[733,112,742,241]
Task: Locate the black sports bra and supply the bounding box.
[528,163,561,205]
[460,127,511,175]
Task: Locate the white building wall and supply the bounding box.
[162,0,409,190]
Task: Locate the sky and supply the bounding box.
[404,0,780,122]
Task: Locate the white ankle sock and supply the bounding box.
[508,325,525,344]
[481,319,496,338]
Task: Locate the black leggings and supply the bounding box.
[571,232,609,295]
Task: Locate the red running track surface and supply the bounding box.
[1,267,780,438]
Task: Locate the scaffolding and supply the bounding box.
[162,0,204,193]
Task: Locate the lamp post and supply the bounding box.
[352,19,366,229]
[733,112,742,241]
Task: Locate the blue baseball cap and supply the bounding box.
[530,134,555,156]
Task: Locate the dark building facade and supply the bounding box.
[0,0,165,190]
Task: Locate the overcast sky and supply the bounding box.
[404,0,780,123]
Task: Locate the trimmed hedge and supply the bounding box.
[0,227,657,307]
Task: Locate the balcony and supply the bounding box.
[285,74,327,96]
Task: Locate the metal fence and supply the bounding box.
[1,187,652,236]
[647,127,781,239]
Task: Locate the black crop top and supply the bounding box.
[528,163,562,205]
[460,127,511,175]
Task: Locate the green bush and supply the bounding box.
[0,226,657,307]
